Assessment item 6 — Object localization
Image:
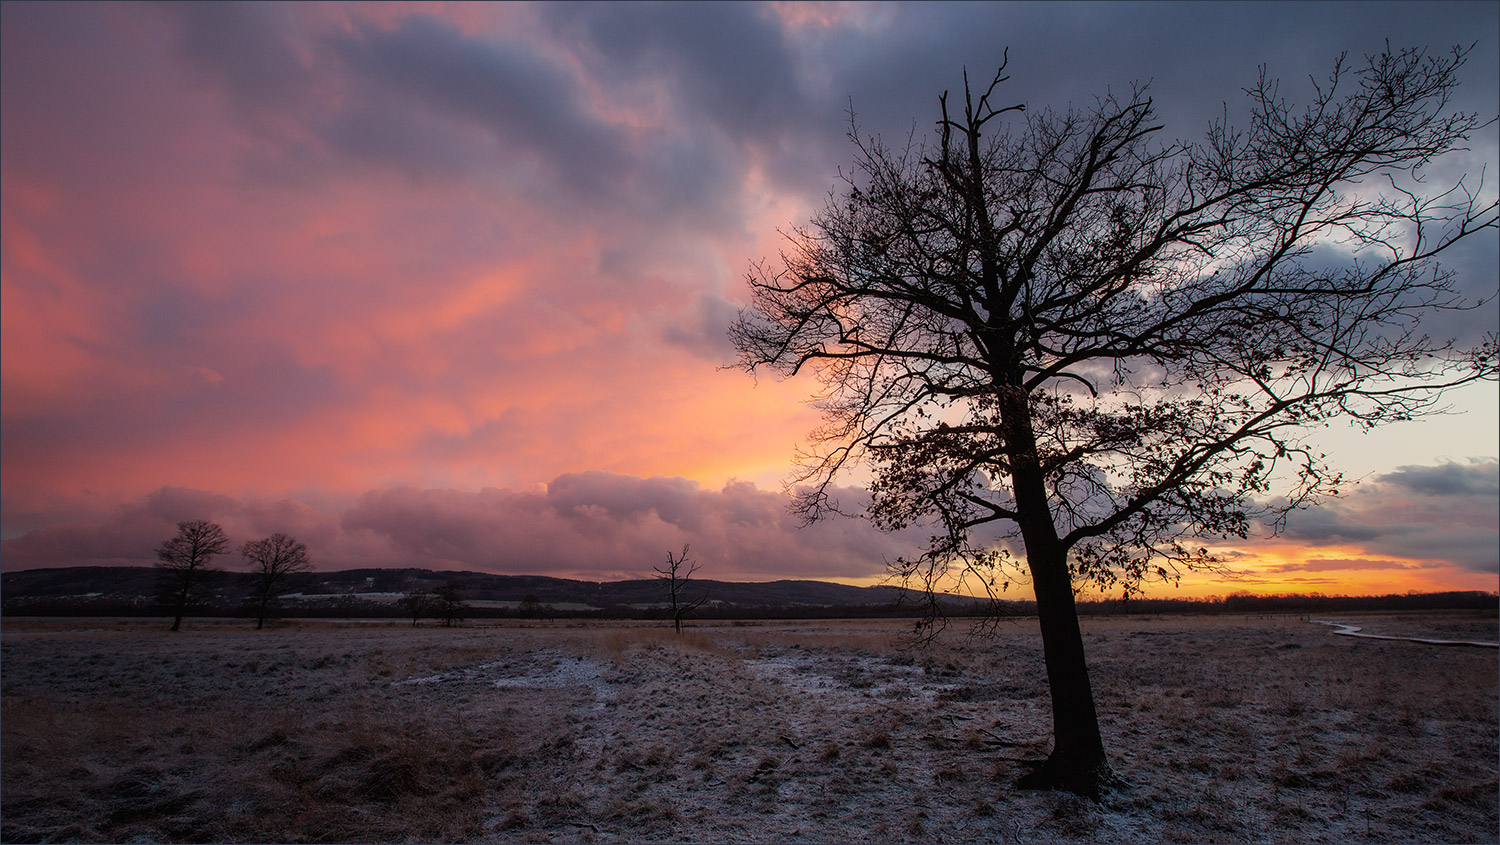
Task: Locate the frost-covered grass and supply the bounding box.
[2,612,1494,842]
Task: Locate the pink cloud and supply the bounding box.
[1,475,925,582]
[1,2,832,519]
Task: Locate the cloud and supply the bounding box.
[164,2,312,125]
[1280,459,1499,574]
[0,486,241,565]
[1378,461,1500,498]
[662,292,741,360]
[2,475,928,582]
[325,15,632,195]
[541,3,805,144]
[340,473,925,579]
[1275,558,1437,573]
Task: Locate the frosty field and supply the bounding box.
[2,612,1495,843]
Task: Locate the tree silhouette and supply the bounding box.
[732,47,1495,794]
[156,521,231,632]
[241,532,312,630]
[519,594,543,619]
[431,582,466,628]
[401,586,430,627]
[655,545,707,634]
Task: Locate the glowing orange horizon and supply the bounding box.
[813,541,1497,601]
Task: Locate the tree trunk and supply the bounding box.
[1002,388,1112,795]
[169,583,190,632]
[669,579,681,634]
[1017,540,1111,795]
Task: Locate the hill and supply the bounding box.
[0,565,933,618]
[2,566,1493,620]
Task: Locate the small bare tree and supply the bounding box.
[431,582,466,628]
[519,594,543,619]
[241,532,312,630]
[655,545,707,634]
[401,587,430,627]
[157,520,231,632]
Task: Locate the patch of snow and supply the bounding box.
[392,651,616,708]
[1311,619,1499,648]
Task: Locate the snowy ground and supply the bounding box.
[3,612,1495,842]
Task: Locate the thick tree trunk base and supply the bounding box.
[1016,750,1121,798]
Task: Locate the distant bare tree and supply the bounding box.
[241,532,312,630]
[157,520,231,632]
[431,582,466,628]
[401,587,430,627]
[655,545,707,634]
[519,594,542,619]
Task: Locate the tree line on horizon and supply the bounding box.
[149,523,714,631]
[4,553,1493,621]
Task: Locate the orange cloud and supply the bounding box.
[1142,542,1498,600]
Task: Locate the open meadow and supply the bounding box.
[2,611,1495,843]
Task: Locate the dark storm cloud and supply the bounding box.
[823,2,1497,134]
[164,2,311,122]
[1379,461,1500,497]
[155,4,746,229]
[1280,459,1499,574]
[539,1,845,203]
[146,1,1499,253]
[325,15,632,194]
[543,2,805,134]
[840,3,1499,344]
[1275,506,1386,544]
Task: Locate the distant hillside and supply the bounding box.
[2,566,1493,620]
[0,565,938,618]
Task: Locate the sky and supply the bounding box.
[2,1,1496,598]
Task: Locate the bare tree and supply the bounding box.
[401,587,430,627]
[519,594,543,619]
[156,520,231,632]
[655,545,707,634]
[241,532,312,630]
[732,47,1495,794]
[431,582,466,628]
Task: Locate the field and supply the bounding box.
[2,612,1495,843]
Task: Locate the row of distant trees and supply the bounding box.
[398,547,710,630]
[401,583,467,627]
[154,525,713,633]
[156,520,311,631]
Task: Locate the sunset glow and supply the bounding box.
[2,2,1495,597]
